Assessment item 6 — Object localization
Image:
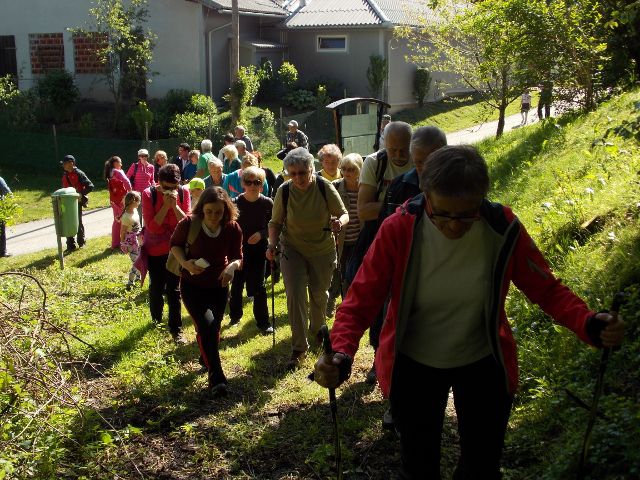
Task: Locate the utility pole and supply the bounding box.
[230,0,240,124]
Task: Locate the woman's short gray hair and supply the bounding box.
[419,145,489,199]
[207,158,223,169]
[201,139,213,152]
[283,147,315,172]
[339,153,363,172]
[410,126,447,154]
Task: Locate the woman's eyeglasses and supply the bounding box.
[425,194,481,225]
[244,180,262,186]
[340,167,357,173]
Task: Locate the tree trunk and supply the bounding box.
[495,67,509,138]
[230,0,240,125]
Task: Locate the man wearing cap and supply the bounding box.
[234,125,254,152]
[126,149,155,225]
[286,120,309,150]
[61,155,94,251]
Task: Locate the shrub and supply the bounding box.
[0,75,37,130]
[130,101,154,139]
[154,88,194,137]
[315,85,331,109]
[366,55,388,98]
[169,94,217,146]
[414,68,432,107]
[278,62,298,92]
[284,89,316,110]
[77,113,95,137]
[36,70,79,122]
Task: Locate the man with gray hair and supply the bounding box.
[235,140,247,161]
[234,125,254,152]
[286,120,309,150]
[196,139,214,178]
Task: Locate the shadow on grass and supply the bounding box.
[90,321,157,371]
[76,247,117,268]
[22,253,60,270]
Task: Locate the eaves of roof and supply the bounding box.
[200,0,288,16]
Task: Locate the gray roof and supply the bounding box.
[284,0,428,28]
[203,0,288,16]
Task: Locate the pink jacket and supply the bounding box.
[332,195,599,397]
[142,186,191,256]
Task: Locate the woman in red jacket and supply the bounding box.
[313,145,625,479]
[170,187,242,396]
[104,156,131,249]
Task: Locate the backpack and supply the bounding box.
[129,163,139,189]
[165,216,202,276]
[150,185,185,207]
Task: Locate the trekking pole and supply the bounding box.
[324,226,345,300]
[576,292,625,479]
[270,259,276,349]
[319,324,343,480]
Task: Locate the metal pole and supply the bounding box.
[319,325,342,480]
[51,196,64,270]
[52,124,59,163]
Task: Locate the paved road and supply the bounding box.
[6,112,537,257]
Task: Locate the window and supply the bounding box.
[317,35,347,53]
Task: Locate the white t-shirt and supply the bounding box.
[521,93,532,105]
[359,151,413,202]
[400,212,492,368]
[121,210,141,233]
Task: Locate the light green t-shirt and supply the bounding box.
[359,151,412,202]
[400,212,492,368]
[197,152,214,173]
[269,176,347,257]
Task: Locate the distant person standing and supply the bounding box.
[153,150,168,184]
[0,176,12,257]
[520,90,532,125]
[378,114,391,150]
[182,149,199,183]
[172,142,191,181]
[234,125,254,152]
[286,120,309,150]
[538,81,552,120]
[61,155,94,251]
[217,133,235,161]
[104,156,131,250]
[196,139,215,178]
[316,144,342,182]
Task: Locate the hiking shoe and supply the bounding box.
[286,350,306,371]
[382,408,394,430]
[365,362,377,385]
[172,332,188,345]
[259,325,274,335]
[209,382,228,398]
[325,296,336,318]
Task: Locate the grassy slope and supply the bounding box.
[1,90,639,479]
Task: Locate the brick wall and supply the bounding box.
[73,32,108,74]
[29,33,64,74]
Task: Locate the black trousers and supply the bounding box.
[147,254,182,334]
[229,243,269,329]
[0,221,6,255]
[390,353,513,480]
[181,281,228,386]
[66,203,85,248]
[329,243,356,299]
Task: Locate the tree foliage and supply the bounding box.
[414,68,432,107]
[366,54,388,99]
[36,70,79,123]
[169,94,217,147]
[77,0,156,128]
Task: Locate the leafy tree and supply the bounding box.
[367,55,388,99]
[397,0,534,137]
[169,94,217,147]
[278,62,298,92]
[76,0,156,129]
[36,70,79,123]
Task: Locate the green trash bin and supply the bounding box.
[52,187,80,238]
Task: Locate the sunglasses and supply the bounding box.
[341,167,357,173]
[425,194,481,225]
[244,179,262,186]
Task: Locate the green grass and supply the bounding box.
[2,87,639,479]
[395,91,540,133]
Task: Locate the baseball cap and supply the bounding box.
[288,120,298,128]
[60,154,76,165]
[189,177,206,191]
[137,148,149,157]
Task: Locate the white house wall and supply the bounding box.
[0,0,204,101]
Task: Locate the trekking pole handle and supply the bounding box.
[319,324,332,356]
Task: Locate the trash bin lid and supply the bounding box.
[52,187,80,197]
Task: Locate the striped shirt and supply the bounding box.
[344,190,360,245]
[126,161,154,193]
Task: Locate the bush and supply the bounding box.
[36,70,79,122]
[367,55,388,98]
[169,94,217,146]
[130,101,154,139]
[154,89,194,137]
[0,76,37,130]
[278,62,298,92]
[414,68,432,107]
[77,113,95,137]
[284,89,316,110]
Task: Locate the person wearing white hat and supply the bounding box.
[286,120,309,150]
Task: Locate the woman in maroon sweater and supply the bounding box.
[170,187,242,396]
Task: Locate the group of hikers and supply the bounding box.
[58,116,624,479]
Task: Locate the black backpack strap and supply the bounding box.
[374,150,388,199]
[316,174,328,203]
[129,162,139,188]
[150,185,157,207]
[282,183,290,220]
